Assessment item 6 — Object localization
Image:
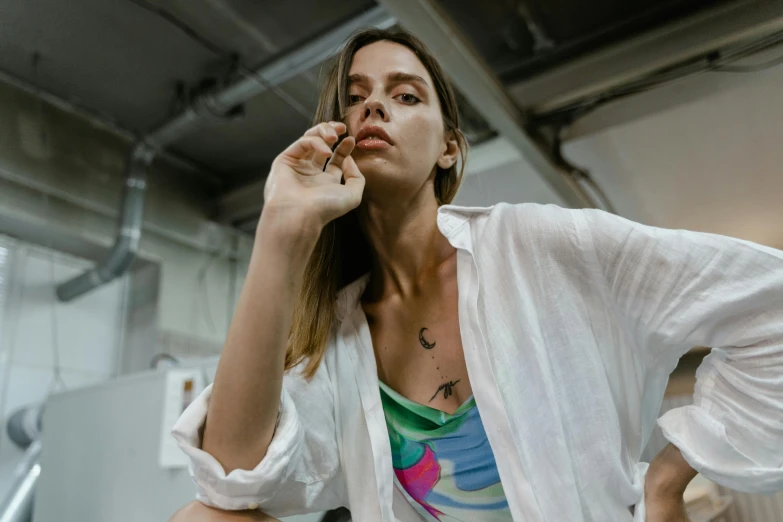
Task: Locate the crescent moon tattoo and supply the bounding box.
[419,327,436,349]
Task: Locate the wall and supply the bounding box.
[562,61,783,249]
[0,234,127,495]
[0,78,253,353]
[454,136,566,208]
[454,158,565,208]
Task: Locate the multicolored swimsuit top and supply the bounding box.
[379,380,512,522]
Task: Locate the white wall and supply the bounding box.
[562,62,783,248]
[0,234,127,495]
[453,135,565,208]
[455,158,565,208]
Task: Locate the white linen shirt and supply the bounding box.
[173,203,783,522]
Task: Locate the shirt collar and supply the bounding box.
[436,204,493,253]
[333,204,494,321]
[335,273,370,322]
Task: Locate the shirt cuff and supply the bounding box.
[658,405,783,495]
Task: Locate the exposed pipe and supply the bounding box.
[0,441,41,522]
[7,406,43,450]
[56,6,396,302]
[146,6,395,147]
[56,143,154,301]
[0,406,43,522]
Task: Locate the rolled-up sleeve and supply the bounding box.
[171,360,344,516]
[581,208,783,494]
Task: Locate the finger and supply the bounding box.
[304,122,346,147]
[324,136,355,178]
[328,121,347,136]
[281,136,332,166]
[304,122,337,145]
[341,155,365,207]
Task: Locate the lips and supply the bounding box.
[355,125,393,150]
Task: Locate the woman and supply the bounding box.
[171,28,783,522]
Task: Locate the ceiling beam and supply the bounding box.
[374,0,595,209]
[510,0,783,114]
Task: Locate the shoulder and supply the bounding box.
[439,202,582,233]
[488,201,582,225]
[439,201,591,242]
[439,202,642,265]
[484,203,643,245]
[478,202,590,247]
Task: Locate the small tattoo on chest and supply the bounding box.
[429,380,460,402]
[418,327,436,349]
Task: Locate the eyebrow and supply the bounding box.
[348,72,429,88]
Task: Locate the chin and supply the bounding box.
[354,155,396,178]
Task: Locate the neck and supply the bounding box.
[358,182,455,299]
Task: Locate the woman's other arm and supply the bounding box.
[581,208,783,494]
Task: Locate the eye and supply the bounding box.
[396,93,420,105]
[348,94,364,105]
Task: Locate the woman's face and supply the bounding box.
[344,40,458,201]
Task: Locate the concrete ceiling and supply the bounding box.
[171,67,321,189]
[0,0,377,189]
[0,0,218,132]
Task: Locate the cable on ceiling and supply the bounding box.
[127,0,227,57]
[712,52,783,73]
[532,30,783,128]
[125,0,312,121]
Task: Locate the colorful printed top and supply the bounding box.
[379,380,512,522]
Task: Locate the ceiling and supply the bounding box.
[435,0,733,80]
[0,0,767,226]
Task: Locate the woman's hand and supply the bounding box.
[169,501,280,522]
[263,121,365,234]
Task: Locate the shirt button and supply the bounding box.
[247,503,259,510]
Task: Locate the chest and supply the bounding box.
[363,276,473,414]
[332,226,647,521]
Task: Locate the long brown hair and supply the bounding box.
[285,28,468,378]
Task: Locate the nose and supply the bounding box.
[362,98,388,122]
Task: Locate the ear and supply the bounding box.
[437,130,460,170]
